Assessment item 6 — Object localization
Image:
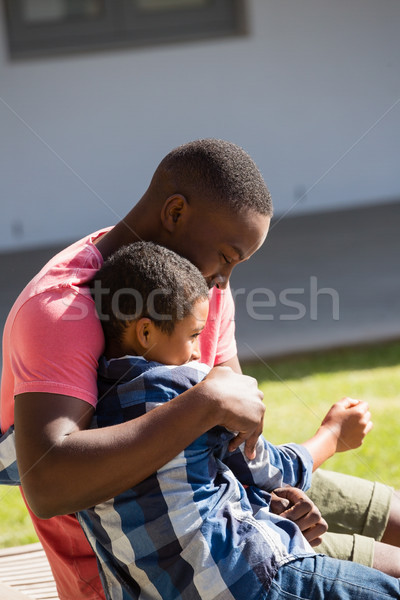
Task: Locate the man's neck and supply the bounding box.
[94,195,161,261]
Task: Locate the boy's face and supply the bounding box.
[168,205,270,290]
[145,298,209,365]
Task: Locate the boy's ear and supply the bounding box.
[136,318,154,349]
[160,194,188,233]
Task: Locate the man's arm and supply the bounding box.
[218,355,242,373]
[15,366,265,518]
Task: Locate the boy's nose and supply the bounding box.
[191,339,201,361]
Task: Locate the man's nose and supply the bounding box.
[211,265,234,290]
[211,275,227,290]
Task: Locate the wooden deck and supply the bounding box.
[0,543,59,599]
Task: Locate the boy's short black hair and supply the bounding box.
[157,138,273,217]
[91,242,209,347]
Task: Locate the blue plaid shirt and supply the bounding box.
[76,356,315,600]
[0,425,20,485]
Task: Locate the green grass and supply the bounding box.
[1,340,400,548]
[243,340,400,488]
[0,486,38,548]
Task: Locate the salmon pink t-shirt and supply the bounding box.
[0,229,237,600]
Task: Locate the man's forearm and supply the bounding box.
[15,367,265,518]
[15,385,217,518]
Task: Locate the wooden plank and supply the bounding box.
[0,580,33,599]
[0,543,59,600]
[0,543,44,557]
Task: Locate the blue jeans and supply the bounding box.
[266,555,400,599]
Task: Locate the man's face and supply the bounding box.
[170,205,270,289]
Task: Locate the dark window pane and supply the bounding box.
[135,0,209,11]
[21,0,105,23]
[4,0,246,57]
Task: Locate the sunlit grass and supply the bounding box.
[243,340,400,488]
[0,486,38,548]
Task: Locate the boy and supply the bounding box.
[77,241,399,600]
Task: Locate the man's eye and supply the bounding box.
[222,254,232,264]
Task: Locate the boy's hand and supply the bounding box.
[270,487,328,547]
[201,367,265,460]
[319,397,373,452]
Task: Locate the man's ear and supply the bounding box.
[136,318,155,349]
[160,194,188,233]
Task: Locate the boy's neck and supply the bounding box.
[104,340,142,361]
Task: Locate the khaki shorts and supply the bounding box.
[307,469,393,567]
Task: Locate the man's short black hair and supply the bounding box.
[157,138,273,217]
[91,242,209,347]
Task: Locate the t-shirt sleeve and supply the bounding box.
[214,285,237,365]
[10,290,104,407]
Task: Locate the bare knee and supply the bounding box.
[381,489,400,547]
[373,540,400,577]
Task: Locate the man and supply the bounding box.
[1,139,399,599]
[1,139,270,599]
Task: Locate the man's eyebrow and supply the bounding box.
[230,245,245,261]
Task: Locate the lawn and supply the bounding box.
[0,485,38,548]
[1,340,399,548]
[244,340,400,488]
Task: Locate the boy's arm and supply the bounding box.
[219,356,313,491]
[222,437,313,491]
[15,366,265,518]
[223,357,372,470]
[221,427,327,546]
[0,426,20,485]
[301,397,372,470]
[268,399,371,545]
[222,397,372,490]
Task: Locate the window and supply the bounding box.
[3,0,247,58]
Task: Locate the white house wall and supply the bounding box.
[0,0,399,251]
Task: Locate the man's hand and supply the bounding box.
[318,397,372,452]
[270,487,328,547]
[201,366,265,460]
